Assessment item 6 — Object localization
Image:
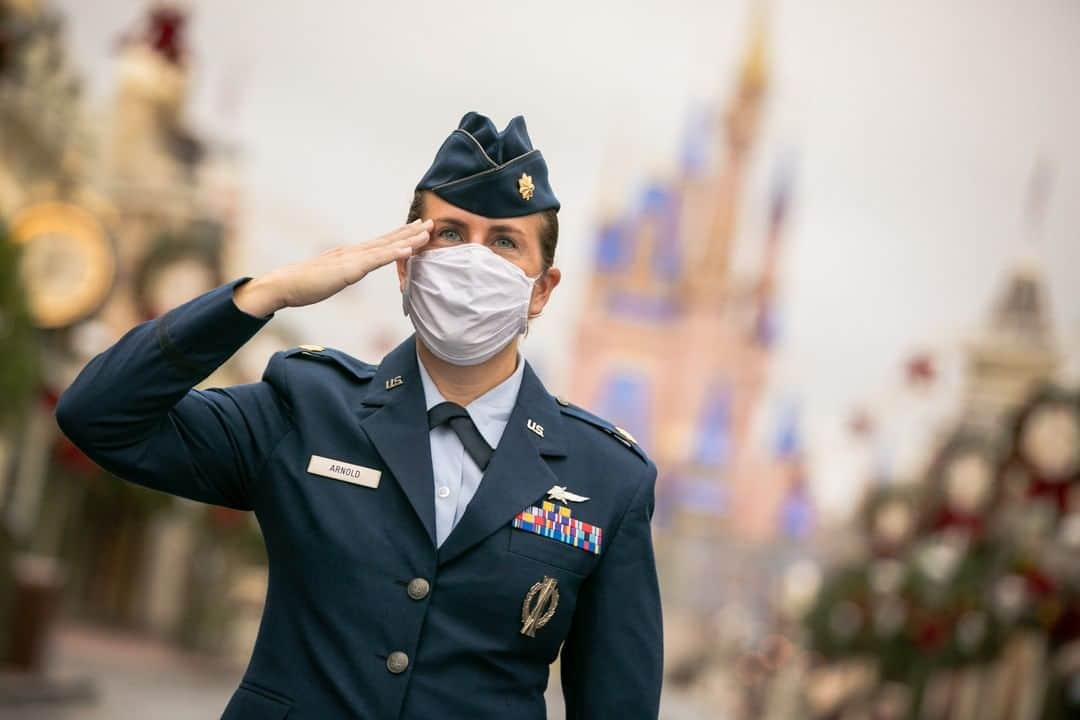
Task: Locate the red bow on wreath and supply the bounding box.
[1027,475,1072,514]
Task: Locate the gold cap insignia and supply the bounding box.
[518,173,535,201]
[299,344,324,352]
[615,426,637,445]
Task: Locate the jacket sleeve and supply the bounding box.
[54,277,292,511]
[559,459,664,718]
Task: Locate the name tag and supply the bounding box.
[307,455,381,489]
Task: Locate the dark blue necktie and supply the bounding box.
[427,401,494,471]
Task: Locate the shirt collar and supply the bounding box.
[416,350,526,447]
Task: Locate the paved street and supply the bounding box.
[1,622,242,719]
[1,622,713,719]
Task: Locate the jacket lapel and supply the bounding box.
[436,360,567,567]
[358,335,437,547]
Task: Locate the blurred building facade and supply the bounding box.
[0,1,273,670]
[781,182,1079,718]
[964,249,1060,433]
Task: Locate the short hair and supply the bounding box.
[406,190,558,271]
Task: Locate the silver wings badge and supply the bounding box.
[546,485,590,504]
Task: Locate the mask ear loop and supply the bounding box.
[401,255,416,317]
[523,267,548,336]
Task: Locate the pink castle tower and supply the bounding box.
[568,10,807,610]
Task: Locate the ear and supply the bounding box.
[528,266,561,319]
[396,257,408,292]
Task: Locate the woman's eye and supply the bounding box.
[492,236,517,249]
[438,228,462,242]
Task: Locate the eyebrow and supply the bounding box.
[433,217,525,237]
[488,224,525,237]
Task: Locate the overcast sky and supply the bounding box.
[52,0,1080,517]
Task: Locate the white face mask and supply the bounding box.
[402,243,539,366]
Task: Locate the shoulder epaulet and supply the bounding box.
[554,396,648,464]
[281,344,376,382]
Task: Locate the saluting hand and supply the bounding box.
[233,219,432,317]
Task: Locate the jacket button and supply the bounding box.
[386,651,409,674]
[407,578,430,600]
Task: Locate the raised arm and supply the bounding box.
[55,220,432,510]
[55,278,289,509]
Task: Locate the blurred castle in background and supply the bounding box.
[570,10,811,626]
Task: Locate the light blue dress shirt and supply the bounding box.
[416,351,525,547]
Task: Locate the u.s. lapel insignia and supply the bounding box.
[520,576,559,637]
[526,418,544,437]
[518,172,535,201]
[547,485,589,504]
[385,375,404,390]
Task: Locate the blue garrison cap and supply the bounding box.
[415,112,560,218]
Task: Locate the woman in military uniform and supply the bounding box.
[56,112,663,719]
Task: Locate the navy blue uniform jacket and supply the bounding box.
[55,278,664,719]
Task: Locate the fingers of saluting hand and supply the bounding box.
[326,219,430,257]
[365,218,433,250]
[362,231,428,268]
[339,221,431,284]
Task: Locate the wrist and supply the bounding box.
[232,276,284,318]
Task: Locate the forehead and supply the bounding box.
[422,191,543,234]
